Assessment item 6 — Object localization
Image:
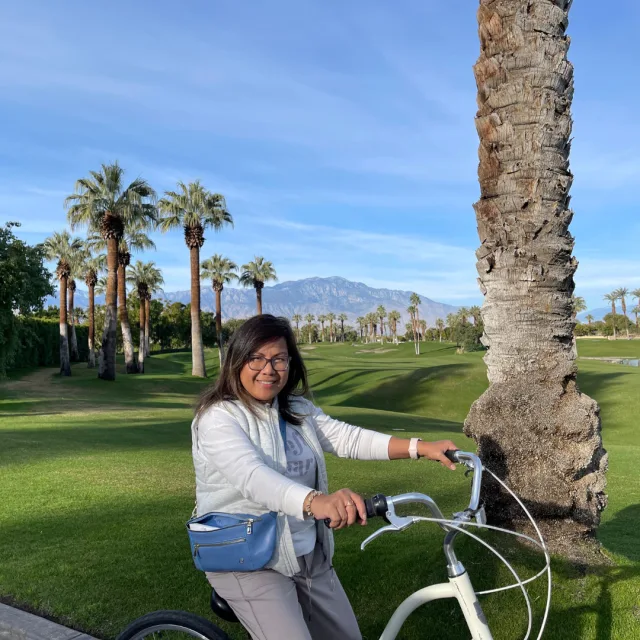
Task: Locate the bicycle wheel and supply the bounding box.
[116,610,231,640]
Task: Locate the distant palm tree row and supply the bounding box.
[600,288,640,339]
[45,162,278,380]
[288,303,484,352]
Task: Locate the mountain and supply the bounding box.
[162,276,459,325]
[45,276,460,326]
[44,289,105,309]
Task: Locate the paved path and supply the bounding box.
[0,604,99,640]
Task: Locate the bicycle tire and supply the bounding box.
[116,609,231,640]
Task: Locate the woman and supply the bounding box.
[192,314,459,640]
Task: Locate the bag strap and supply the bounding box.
[192,412,289,519]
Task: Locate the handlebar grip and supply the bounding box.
[444,450,460,463]
[323,494,389,528]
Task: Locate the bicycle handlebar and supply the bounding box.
[323,450,483,528]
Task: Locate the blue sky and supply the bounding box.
[1,0,639,310]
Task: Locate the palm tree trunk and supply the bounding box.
[68,283,79,361]
[611,307,617,339]
[465,0,606,555]
[59,276,71,376]
[190,246,207,377]
[256,286,263,315]
[99,238,118,381]
[138,296,145,374]
[88,282,96,368]
[215,287,224,366]
[145,297,151,356]
[118,263,138,374]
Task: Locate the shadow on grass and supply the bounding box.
[337,363,471,414]
[327,407,465,437]
[0,418,193,466]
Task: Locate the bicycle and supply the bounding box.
[116,450,551,640]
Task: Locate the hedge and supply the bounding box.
[2,317,89,376]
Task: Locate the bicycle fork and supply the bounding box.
[379,571,493,640]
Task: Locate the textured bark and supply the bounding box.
[68,280,79,361]
[117,256,138,374]
[87,282,96,368]
[215,285,224,366]
[190,245,207,377]
[145,297,151,357]
[99,236,119,380]
[255,283,263,315]
[58,273,71,376]
[465,0,607,556]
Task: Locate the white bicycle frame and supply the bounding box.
[380,572,491,640]
[361,452,494,640]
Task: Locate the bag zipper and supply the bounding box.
[192,517,258,533]
[194,538,246,557]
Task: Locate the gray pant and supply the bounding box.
[206,543,362,640]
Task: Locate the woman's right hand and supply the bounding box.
[308,488,367,529]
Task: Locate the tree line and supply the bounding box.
[44,163,278,381]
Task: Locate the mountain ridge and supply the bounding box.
[44,275,461,326]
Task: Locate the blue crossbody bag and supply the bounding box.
[186,415,288,572]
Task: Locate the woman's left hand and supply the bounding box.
[417,440,459,470]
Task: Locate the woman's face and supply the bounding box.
[239,337,290,403]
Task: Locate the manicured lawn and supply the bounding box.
[0,340,638,639]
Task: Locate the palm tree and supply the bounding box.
[469,306,482,326]
[44,231,83,376]
[158,181,232,378]
[407,304,418,353]
[465,1,606,551]
[82,251,106,368]
[326,312,336,343]
[66,162,157,381]
[365,312,375,343]
[612,288,630,339]
[239,256,277,316]
[603,292,619,340]
[200,254,238,365]
[318,315,327,342]
[419,319,427,342]
[356,316,365,342]
[376,306,387,343]
[435,318,445,342]
[338,313,348,342]
[127,261,163,372]
[585,314,594,326]
[143,265,164,357]
[631,307,640,330]
[126,260,150,373]
[66,245,87,362]
[388,310,401,344]
[410,293,421,355]
[571,295,587,316]
[89,226,155,373]
[292,314,302,342]
[304,314,315,343]
[632,289,640,327]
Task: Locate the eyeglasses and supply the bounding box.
[247,355,292,372]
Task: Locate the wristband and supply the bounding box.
[409,438,422,460]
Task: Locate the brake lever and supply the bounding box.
[360,507,421,550]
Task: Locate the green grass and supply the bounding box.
[1,341,639,639]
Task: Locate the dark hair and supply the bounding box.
[196,314,309,425]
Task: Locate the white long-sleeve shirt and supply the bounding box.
[192,395,391,576]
